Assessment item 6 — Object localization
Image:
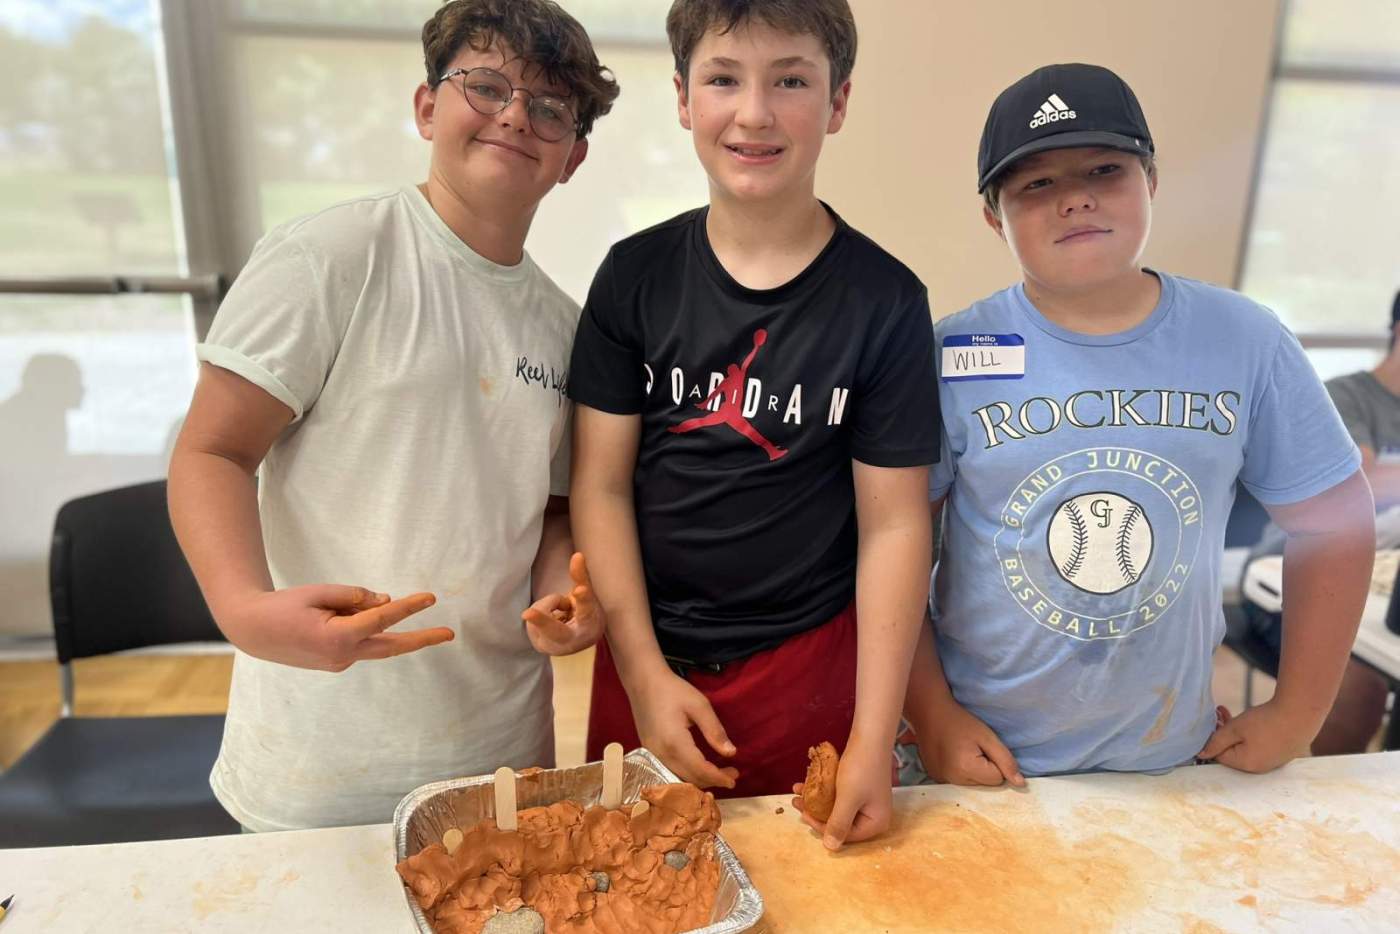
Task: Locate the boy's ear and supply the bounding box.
[559,138,589,184]
[414,82,437,141]
[827,78,852,134]
[1147,168,1159,199]
[983,204,1006,241]
[674,72,693,131]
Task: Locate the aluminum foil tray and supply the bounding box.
[393,747,764,934]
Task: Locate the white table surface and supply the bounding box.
[1243,553,1400,681]
[2,752,1398,933]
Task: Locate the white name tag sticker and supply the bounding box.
[942,334,1025,381]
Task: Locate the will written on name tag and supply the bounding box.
[941,333,1025,381]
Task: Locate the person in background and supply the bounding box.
[1243,288,1400,755]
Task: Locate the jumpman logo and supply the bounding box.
[668,328,788,461]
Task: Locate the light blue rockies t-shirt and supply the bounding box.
[929,271,1360,775]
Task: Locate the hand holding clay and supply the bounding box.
[521,553,606,656]
[634,670,740,790]
[215,585,449,672]
[791,732,893,850]
[911,699,1025,787]
[1197,698,1317,773]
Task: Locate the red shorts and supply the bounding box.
[586,604,858,798]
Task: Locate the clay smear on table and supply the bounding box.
[397,783,721,934]
[723,794,1166,934]
[1166,794,1400,921]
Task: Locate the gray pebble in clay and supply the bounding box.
[663,850,690,870]
[482,907,545,934]
[591,871,611,893]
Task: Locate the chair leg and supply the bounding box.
[59,662,75,718]
[1243,663,1255,710]
[1384,689,1399,752]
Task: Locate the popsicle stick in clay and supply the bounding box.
[601,741,624,810]
[494,766,518,831]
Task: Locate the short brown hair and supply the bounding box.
[666,0,857,96]
[983,153,1158,217]
[422,0,620,138]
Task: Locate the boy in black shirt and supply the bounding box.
[567,0,939,850]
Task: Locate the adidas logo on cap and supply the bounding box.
[1029,94,1076,129]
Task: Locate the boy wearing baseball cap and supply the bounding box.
[902,64,1375,782]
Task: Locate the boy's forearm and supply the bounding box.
[903,615,959,730]
[531,500,575,600]
[1275,522,1373,723]
[167,446,274,620]
[570,485,669,689]
[851,517,932,748]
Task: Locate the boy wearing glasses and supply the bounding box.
[903,64,1373,786]
[567,0,939,851]
[167,0,618,831]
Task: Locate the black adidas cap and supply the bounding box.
[977,63,1154,193]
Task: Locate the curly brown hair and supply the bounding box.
[665,0,857,97]
[422,0,620,138]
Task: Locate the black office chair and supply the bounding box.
[0,480,240,847]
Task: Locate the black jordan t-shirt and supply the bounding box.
[568,205,940,665]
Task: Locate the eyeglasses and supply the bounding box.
[435,67,578,143]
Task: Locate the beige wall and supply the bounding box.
[819,0,1282,317]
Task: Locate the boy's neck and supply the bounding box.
[1022,268,1161,336]
[704,187,835,291]
[418,173,535,268]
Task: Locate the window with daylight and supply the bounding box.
[229,0,706,302]
[0,1,198,638]
[1237,0,1400,380]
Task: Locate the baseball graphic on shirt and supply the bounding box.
[1047,491,1154,594]
[995,447,1202,641]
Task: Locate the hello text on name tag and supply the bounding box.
[941,333,1026,381]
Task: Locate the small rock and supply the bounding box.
[663,850,690,870]
[591,871,611,893]
[774,806,784,815]
[442,828,463,855]
[482,907,545,934]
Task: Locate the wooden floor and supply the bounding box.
[1,646,1267,772]
[0,649,596,772]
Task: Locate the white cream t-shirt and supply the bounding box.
[198,186,577,830]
